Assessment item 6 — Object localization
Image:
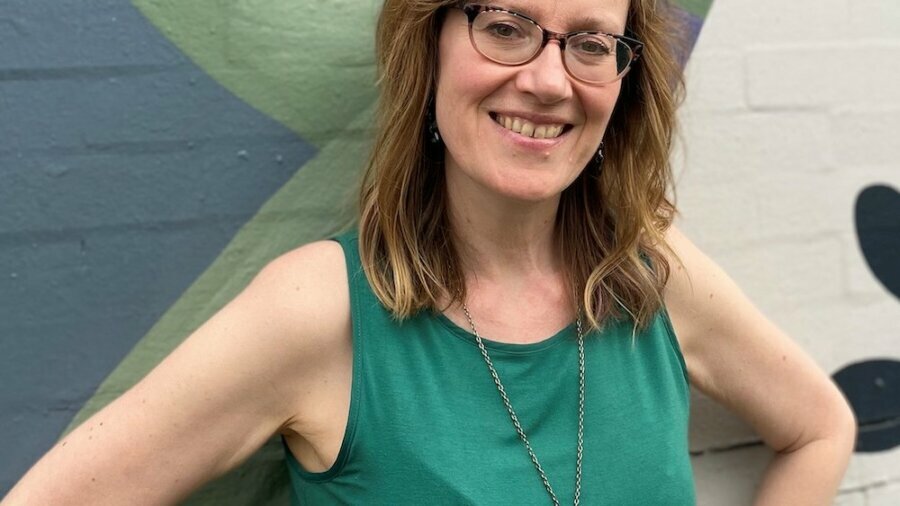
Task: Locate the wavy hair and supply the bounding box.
[356,0,688,332]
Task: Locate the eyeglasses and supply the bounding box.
[456,3,644,85]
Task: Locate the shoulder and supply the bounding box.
[257,239,348,300]
[657,224,745,389]
[657,223,708,329]
[261,238,347,282]
[659,224,811,398]
[208,238,352,386]
[251,239,351,349]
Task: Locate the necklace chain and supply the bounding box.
[461,304,585,506]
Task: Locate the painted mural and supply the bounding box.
[834,184,900,454]
[2,0,897,504]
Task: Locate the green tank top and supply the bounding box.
[282,229,695,505]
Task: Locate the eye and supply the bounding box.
[573,37,612,56]
[485,22,524,39]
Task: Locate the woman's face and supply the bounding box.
[435,0,630,203]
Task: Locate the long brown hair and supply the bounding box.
[356,0,688,332]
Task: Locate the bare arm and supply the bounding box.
[662,225,857,505]
[1,240,349,505]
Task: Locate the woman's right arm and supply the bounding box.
[1,240,350,505]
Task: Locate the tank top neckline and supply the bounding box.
[431,309,579,354]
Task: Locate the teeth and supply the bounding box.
[494,114,565,139]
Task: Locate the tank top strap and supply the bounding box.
[329,228,366,302]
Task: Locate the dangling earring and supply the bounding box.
[426,98,442,145]
[591,141,605,178]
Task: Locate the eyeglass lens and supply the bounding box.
[470,10,634,84]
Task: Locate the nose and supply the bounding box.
[514,41,573,104]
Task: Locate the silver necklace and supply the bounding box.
[461,303,585,506]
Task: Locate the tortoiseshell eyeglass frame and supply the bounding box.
[452,2,644,85]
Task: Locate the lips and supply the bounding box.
[489,112,573,140]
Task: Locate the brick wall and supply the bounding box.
[677,0,900,503]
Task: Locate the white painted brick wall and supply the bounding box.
[866,480,900,505]
[676,0,900,503]
[835,491,867,506]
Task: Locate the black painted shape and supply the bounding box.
[833,359,900,453]
[0,0,315,493]
[855,184,900,300]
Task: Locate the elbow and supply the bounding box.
[838,398,859,453]
[819,391,858,458]
[780,389,858,457]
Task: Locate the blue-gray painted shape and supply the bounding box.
[0,0,316,493]
[855,185,900,301]
[833,360,900,452]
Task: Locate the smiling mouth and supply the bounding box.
[489,112,573,140]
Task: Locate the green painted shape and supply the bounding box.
[130,0,381,149]
[64,104,374,505]
[676,0,713,18]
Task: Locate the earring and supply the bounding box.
[426,99,442,145]
[591,141,605,177]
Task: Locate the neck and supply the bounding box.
[445,168,564,286]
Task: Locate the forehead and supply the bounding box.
[483,0,631,34]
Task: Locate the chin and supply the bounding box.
[490,179,564,204]
[447,154,571,204]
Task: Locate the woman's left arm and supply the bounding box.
[661,225,857,506]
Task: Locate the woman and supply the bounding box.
[3,0,856,504]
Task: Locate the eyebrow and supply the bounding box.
[570,15,621,34]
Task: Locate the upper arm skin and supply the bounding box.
[661,225,856,453]
[2,240,349,506]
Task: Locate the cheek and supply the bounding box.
[569,86,621,167]
[590,84,622,131]
[434,69,498,151]
[435,51,477,137]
